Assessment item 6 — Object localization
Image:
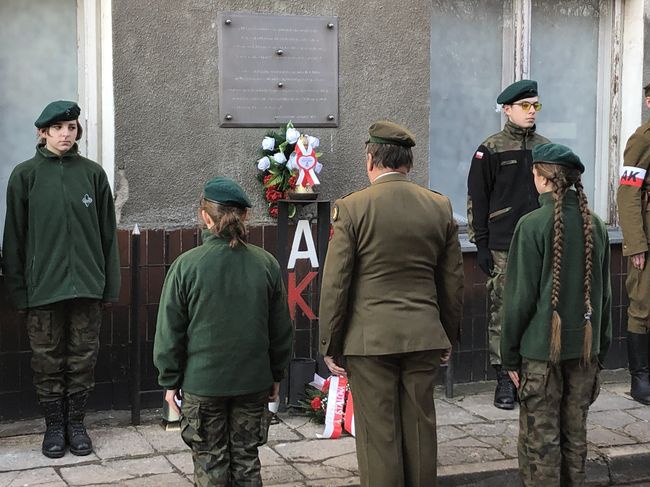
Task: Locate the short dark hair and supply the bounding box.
[365,142,413,171]
[644,83,650,98]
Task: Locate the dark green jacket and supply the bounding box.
[2,145,120,309]
[467,121,549,250]
[153,230,293,396]
[501,191,612,370]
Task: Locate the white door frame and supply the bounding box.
[77,0,115,191]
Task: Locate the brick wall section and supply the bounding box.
[0,228,632,420]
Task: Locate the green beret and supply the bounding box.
[497,80,538,105]
[532,143,585,174]
[35,101,81,128]
[204,177,252,208]
[367,120,415,148]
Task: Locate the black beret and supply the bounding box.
[532,143,585,174]
[204,177,252,208]
[497,80,538,105]
[367,120,415,148]
[35,101,81,128]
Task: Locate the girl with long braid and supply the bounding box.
[500,143,612,486]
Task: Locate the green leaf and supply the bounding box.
[264,174,283,187]
[288,204,296,218]
[315,152,323,158]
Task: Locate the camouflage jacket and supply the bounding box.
[616,118,650,257]
[467,120,549,250]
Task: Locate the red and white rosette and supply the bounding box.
[295,139,320,187]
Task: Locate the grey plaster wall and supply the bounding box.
[112,0,431,228]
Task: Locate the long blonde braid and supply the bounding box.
[575,180,594,363]
[535,163,592,363]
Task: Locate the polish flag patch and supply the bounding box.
[620,166,647,187]
[475,151,484,159]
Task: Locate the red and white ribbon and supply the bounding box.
[295,139,320,187]
[343,389,355,437]
[316,375,347,439]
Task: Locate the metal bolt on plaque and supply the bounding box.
[276,49,284,56]
[327,114,335,121]
[327,23,334,29]
[225,19,232,25]
[277,82,284,88]
[225,114,233,121]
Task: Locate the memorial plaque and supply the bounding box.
[218,12,338,127]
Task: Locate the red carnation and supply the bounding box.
[263,174,274,185]
[265,188,283,202]
[310,396,322,410]
[288,175,297,188]
[269,206,279,218]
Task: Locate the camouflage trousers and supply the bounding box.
[625,259,650,333]
[26,298,102,401]
[518,357,600,486]
[486,250,509,365]
[180,390,270,487]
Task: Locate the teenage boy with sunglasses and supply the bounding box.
[467,80,549,410]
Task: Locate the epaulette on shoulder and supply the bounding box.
[338,191,356,200]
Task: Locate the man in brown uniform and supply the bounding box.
[617,82,650,405]
[319,121,464,487]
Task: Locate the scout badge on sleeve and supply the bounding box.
[620,166,647,188]
[295,135,320,188]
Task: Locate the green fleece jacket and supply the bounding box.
[501,191,612,370]
[2,145,120,309]
[153,230,293,396]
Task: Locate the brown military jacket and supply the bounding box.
[617,119,650,256]
[318,173,464,357]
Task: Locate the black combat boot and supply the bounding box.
[40,398,66,458]
[66,392,93,456]
[494,366,516,410]
[628,332,650,405]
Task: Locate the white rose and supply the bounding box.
[257,156,271,171]
[273,152,287,165]
[287,152,298,170]
[262,136,275,151]
[315,162,323,174]
[308,136,320,148]
[286,127,300,144]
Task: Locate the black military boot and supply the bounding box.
[40,398,66,458]
[66,392,93,456]
[494,366,516,410]
[628,332,650,405]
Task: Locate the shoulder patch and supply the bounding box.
[620,166,647,187]
[474,151,484,160]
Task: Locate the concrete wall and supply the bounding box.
[112,0,432,228]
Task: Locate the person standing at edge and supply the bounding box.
[501,143,611,486]
[2,101,120,458]
[616,82,650,405]
[154,177,293,487]
[467,79,550,410]
[319,121,464,487]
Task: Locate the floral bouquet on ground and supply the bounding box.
[255,121,323,218]
[299,377,330,424]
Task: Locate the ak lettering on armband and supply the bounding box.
[620,166,647,188]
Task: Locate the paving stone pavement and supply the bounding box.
[1,370,649,486]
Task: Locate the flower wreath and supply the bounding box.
[255,122,323,218]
